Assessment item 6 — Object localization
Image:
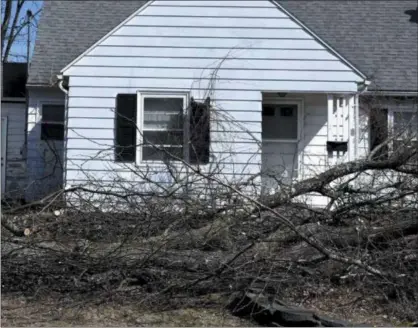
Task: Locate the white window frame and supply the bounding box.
[39,101,66,141]
[388,108,418,151]
[136,91,189,165]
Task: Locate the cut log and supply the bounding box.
[229,289,368,327]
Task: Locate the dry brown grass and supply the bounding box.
[1,293,254,327]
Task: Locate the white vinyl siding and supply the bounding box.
[60,0,363,202]
[25,88,65,202]
[1,101,26,198]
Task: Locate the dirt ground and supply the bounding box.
[1,290,412,327]
[1,293,254,327]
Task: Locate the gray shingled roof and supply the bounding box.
[28,0,418,92]
[28,0,147,86]
[279,0,418,92]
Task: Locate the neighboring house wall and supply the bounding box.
[1,101,26,199]
[26,88,65,202]
[61,0,362,201]
[358,96,418,159]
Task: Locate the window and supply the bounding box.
[369,108,389,160]
[139,94,186,162]
[262,104,298,140]
[390,109,418,162]
[115,93,210,164]
[41,104,65,140]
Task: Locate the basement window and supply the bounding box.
[41,104,65,141]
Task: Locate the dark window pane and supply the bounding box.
[262,105,275,117]
[142,146,183,161]
[143,112,183,129]
[115,94,137,162]
[393,140,418,164]
[393,111,418,139]
[41,123,64,140]
[280,106,294,117]
[262,104,298,139]
[144,97,184,114]
[143,131,183,146]
[369,108,388,160]
[42,105,65,122]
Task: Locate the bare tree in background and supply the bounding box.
[1,0,41,62]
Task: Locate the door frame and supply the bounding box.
[261,97,305,180]
[1,117,8,196]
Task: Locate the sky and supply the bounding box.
[2,0,44,62]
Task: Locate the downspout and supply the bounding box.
[354,80,371,160]
[57,74,69,192]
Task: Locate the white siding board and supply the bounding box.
[1,102,27,197]
[69,89,263,101]
[139,7,288,18]
[101,37,324,49]
[153,1,277,7]
[113,26,310,39]
[1,103,26,160]
[126,16,299,28]
[69,79,357,93]
[62,0,363,206]
[67,67,359,81]
[88,47,338,60]
[75,57,351,71]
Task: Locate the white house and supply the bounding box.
[1,63,27,201]
[22,0,417,206]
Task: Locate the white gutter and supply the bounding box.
[57,74,69,197]
[57,74,68,95]
[354,94,359,160]
[363,91,418,97]
[353,82,371,160]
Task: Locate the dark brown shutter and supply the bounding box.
[115,94,137,162]
[369,108,388,160]
[189,97,210,165]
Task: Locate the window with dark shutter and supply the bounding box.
[189,97,210,165]
[115,94,137,162]
[369,108,388,160]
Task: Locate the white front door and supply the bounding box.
[1,117,8,196]
[261,100,302,193]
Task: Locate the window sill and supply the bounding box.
[262,139,299,143]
